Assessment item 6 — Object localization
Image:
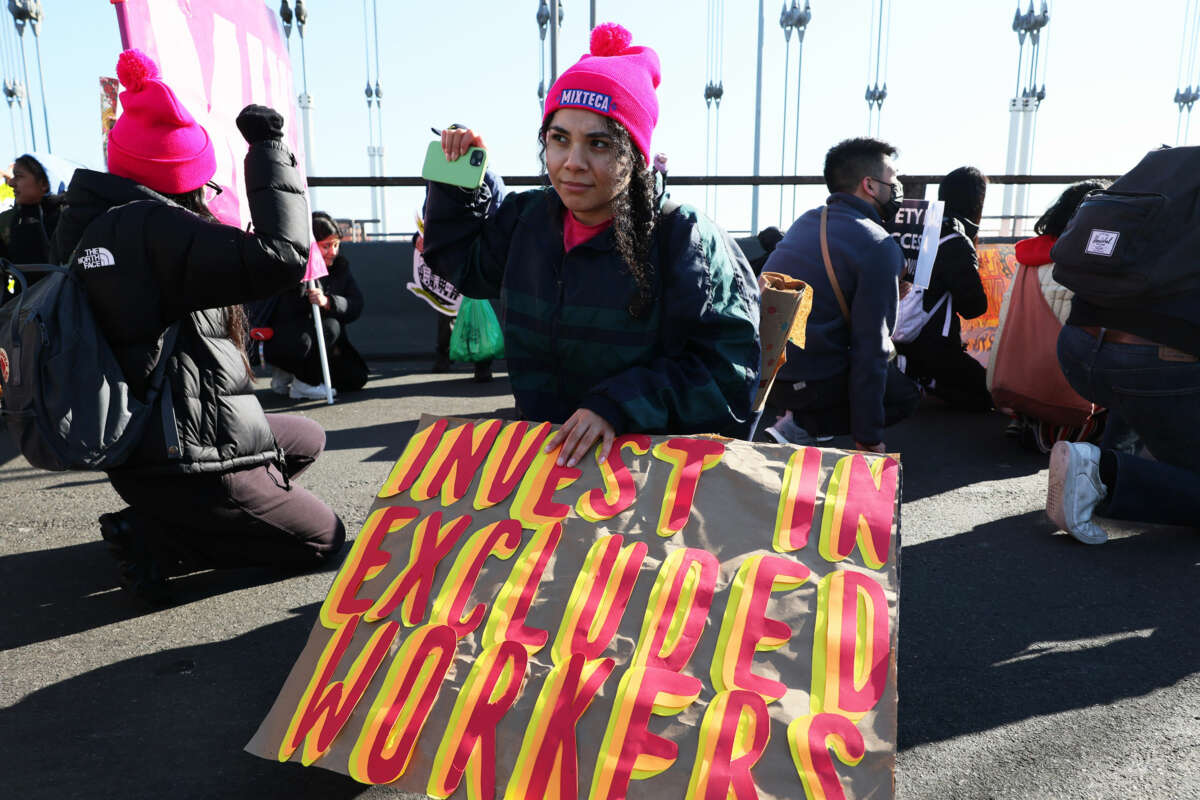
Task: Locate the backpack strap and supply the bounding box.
[820,205,852,323]
[145,320,183,460]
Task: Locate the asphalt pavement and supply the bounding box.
[1,361,1196,799]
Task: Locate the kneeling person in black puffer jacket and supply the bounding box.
[52,49,346,604]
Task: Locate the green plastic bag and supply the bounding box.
[448,297,505,362]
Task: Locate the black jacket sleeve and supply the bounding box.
[325,265,364,323]
[146,139,309,317]
[927,235,987,320]
[422,169,511,299]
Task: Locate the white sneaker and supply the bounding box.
[1046,441,1109,545]
[270,367,293,396]
[764,414,815,446]
[289,378,337,400]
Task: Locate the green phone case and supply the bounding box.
[421,140,488,189]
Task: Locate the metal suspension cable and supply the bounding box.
[1178,0,1194,89]
[361,0,374,148]
[778,35,790,226]
[1188,0,1200,95]
[791,33,805,220]
[873,0,884,87]
[713,0,723,219]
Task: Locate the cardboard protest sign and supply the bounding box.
[753,273,813,412]
[248,415,902,799]
[961,243,1018,367]
[884,199,945,288]
[408,247,463,317]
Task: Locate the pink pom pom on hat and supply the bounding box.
[106,48,216,195]
[543,22,661,165]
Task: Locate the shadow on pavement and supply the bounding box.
[888,399,1048,503]
[0,541,315,651]
[898,509,1200,749]
[0,605,373,800]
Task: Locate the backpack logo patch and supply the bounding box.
[0,346,8,383]
[1084,229,1120,257]
[77,247,115,269]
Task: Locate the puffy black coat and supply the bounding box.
[52,139,310,473]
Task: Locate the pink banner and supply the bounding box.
[111,0,307,230]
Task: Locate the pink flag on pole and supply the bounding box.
[303,241,328,282]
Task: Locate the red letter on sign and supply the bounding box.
[773,446,822,552]
[474,421,552,510]
[810,570,890,721]
[427,641,529,800]
[652,438,726,537]
[685,689,771,800]
[818,454,898,569]
[504,653,616,800]
[482,521,562,654]
[366,512,472,625]
[320,505,419,629]
[278,614,401,765]
[378,418,449,499]
[711,554,811,703]
[551,534,647,665]
[788,713,866,800]
[575,434,651,522]
[410,419,504,506]
[590,666,702,799]
[630,548,719,672]
[348,624,459,785]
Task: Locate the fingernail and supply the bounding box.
[567,458,577,467]
[556,457,564,466]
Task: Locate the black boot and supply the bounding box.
[98,510,173,607]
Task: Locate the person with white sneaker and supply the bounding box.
[1047,316,1200,544]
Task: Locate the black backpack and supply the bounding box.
[0,261,179,471]
[1050,145,1200,306]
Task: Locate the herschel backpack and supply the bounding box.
[1050,145,1200,306]
[0,261,179,471]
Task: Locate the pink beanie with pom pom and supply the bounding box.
[543,23,661,165]
[107,49,216,195]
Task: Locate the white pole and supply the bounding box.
[1000,97,1021,236]
[750,0,765,234]
[308,282,334,404]
[1013,96,1036,237]
[299,91,317,209]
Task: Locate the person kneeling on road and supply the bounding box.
[53,50,345,604]
[263,211,369,399]
[759,137,920,452]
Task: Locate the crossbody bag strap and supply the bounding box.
[820,205,852,323]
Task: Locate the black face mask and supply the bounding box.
[875,180,903,223]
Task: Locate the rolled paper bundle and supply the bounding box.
[752,273,813,413]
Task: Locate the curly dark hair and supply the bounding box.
[1035,179,1112,237]
[165,186,253,378]
[539,112,660,318]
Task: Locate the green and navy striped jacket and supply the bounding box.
[423,172,760,437]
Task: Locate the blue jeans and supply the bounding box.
[1057,325,1200,527]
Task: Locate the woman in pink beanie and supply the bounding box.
[50,49,345,605]
[424,23,761,467]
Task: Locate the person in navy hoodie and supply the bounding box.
[760,137,920,452]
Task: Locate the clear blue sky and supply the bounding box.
[12,1,1187,234]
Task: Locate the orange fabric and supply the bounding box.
[990,263,1095,427]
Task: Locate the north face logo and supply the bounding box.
[77,247,115,269]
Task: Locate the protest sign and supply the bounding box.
[961,243,1018,367]
[408,248,463,317]
[884,199,945,288]
[112,0,303,229]
[248,415,902,799]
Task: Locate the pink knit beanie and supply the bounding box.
[543,23,661,165]
[107,49,216,195]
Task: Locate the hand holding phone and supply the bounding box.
[421,126,489,189]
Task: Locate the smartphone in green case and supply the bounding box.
[421,140,488,189]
